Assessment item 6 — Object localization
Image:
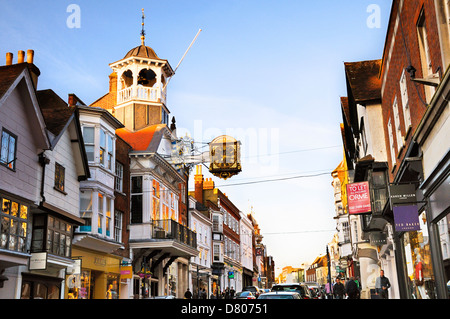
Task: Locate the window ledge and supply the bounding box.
[54,186,67,196]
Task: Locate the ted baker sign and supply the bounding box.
[347,182,371,215]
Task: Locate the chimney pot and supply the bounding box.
[17,50,25,63]
[27,50,34,64]
[6,52,13,65]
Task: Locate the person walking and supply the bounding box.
[345,277,359,299]
[375,270,391,299]
[333,278,345,299]
[184,288,192,299]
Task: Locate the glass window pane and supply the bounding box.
[80,191,93,215]
[8,135,15,168]
[10,202,18,217]
[132,176,143,193]
[20,205,28,219]
[100,130,106,148]
[83,127,94,144]
[2,198,10,214]
[34,283,48,299]
[0,131,9,163]
[21,282,31,299]
[85,145,94,162]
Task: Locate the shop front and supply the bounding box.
[67,248,122,299]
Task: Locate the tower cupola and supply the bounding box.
[108,9,174,132]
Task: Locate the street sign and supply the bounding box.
[347,182,371,215]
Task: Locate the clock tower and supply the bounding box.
[92,9,175,132]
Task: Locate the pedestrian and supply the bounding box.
[345,277,359,299]
[375,270,391,299]
[201,288,207,299]
[333,278,345,299]
[184,288,192,299]
[230,286,235,299]
[355,276,361,299]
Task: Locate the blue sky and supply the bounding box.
[1,0,392,272]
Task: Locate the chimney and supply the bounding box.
[109,72,117,92]
[26,50,34,63]
[194,165,204,204]
[6,52,13,65]
[204,178,215,190]
[17,50,25,63]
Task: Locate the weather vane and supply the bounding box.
[141,8,146,45]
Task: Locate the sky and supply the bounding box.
[0,0,392,274]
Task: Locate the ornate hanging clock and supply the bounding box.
[209,135,242,180]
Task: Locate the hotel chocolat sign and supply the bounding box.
[346,182,371,215]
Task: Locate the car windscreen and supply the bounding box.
[272,285,305,296]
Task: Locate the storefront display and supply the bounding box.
[404,212,436,299]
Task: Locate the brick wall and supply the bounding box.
[113,135,132,258]
[380,0,443,180]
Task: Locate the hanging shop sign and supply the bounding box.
[393,205,421,232]
[120,266,133,279]
[29,252,48,271]
[209,135,242,180]
[346,182,371,215]
[369,232,387,246]
[389,184,417,207]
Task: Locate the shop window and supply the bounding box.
[106,274,119,299]
[1,197,28,252]
[0,128,17,170]
[403,215,437,299]
[21,275,61,299]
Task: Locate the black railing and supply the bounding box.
[152,219,197,249]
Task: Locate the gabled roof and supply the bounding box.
[116,124,168,152]
[0,62,50,150]
[0,63,40,100]
[36,89,90,180]
[37,89,75,138]
[344,59,382,103]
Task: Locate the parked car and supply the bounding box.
[234,291,256,299]
[258,291,301,299]
[271,283,312,299]
[242,286,263,298]
[152,295,176,299]
[303,282,322,299]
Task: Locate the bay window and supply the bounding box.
[82,126,115,171]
